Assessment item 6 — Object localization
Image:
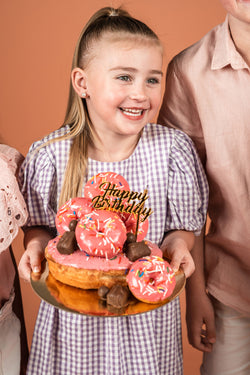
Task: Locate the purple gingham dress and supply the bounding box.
[20,123,208,375]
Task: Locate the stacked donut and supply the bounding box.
[45,172,176,305]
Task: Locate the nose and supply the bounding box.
[129,82,147,102]
[129,93,147,102]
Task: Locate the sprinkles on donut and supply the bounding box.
[126,256,176,304]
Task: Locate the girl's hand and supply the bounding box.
[18,243,45,282]
[161,230,195,278]
[18,226,53,282]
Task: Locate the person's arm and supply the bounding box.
[185,226,216,352]
[18,226,53,282]
[0,248,15,306]
[17,139,58,282]
[161,230,195,278]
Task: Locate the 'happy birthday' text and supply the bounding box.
[91,182,153,222]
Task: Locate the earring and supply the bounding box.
[81,92,86,98]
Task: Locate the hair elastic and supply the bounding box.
[109,9,119,17]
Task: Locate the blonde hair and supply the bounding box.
[50,7,161,207]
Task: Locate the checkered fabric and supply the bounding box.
[20,123,208,375]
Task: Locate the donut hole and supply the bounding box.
[147,274,161,287]
[149,277,155,285]
[149,272,165,287]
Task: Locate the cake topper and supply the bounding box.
[83,172,153,240]
[92,183,152,220]
[91,181,153,239]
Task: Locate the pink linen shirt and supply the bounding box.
[0,145,27,306]
[158,16,250,315]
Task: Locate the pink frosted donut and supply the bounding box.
[84,172,130,201]
[119,211,149,241]
[55,197,93,234]
[75,209,127,258]
[126,256,176,304]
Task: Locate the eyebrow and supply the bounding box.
[109,67,163,76]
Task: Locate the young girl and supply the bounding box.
[18,7,208,375]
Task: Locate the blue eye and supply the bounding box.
[147,77,159,84]
[117,75,131,81]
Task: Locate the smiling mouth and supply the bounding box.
[120,108,145,117]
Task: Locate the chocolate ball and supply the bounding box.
[106,284,130,308]
[98,286,110,300]
[124,240,151,262]
[56,231,78,255]
[68,219,78,231]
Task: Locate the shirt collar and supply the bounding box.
[211,15,249,71]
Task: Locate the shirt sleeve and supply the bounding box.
[165,130,209,235]
[19,141,57,229]
[0,151,28,252]
[158,58,206,164]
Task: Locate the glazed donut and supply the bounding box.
[75,209,127,258]
[84,172,130,201]
[119,211,149,241]
[126,256,176,304]
[55,197,93,234]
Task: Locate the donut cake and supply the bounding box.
[45,172,176,305]
[45,235,162,290]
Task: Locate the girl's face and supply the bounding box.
[80,34,163,139]
[219,0,250,23]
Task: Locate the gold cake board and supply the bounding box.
[31,260,186,317]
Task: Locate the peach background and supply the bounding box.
[1,1,226,374]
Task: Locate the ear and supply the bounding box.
[71,68,88,97]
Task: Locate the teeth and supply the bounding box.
[121,108,143,116]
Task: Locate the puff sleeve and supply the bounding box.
[0,148,28,252]
[19,141,57,230]
[165,130,208,235]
